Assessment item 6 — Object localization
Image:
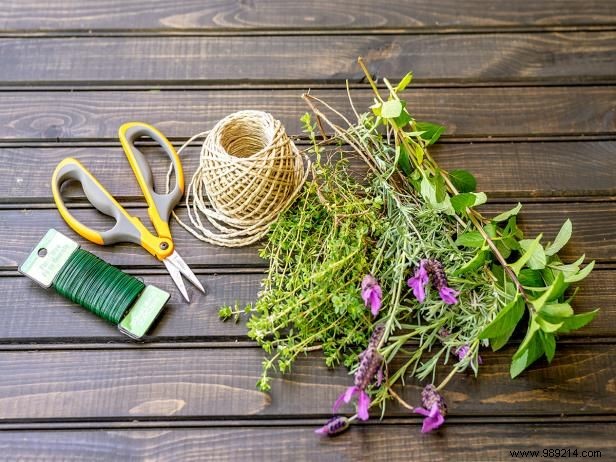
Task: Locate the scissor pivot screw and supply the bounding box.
[160,242,169,250]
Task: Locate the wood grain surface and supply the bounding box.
[1,1,614,459]
[1,0,614,31]
[0,87,614,141]
[0,345,612,420]
[2,141,616,203]
[1,33,614,84]
[0,424,613,462]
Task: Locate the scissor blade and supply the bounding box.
[163,258,190,302]
[165,251,206,294]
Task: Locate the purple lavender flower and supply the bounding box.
[361,274,383,317]
[414,384,447,433]
[332,343,383,421]
[408,259,459,305]
[407,260,429,302]
[315,416,350,436]
[369,324,386,349]
[333,386,371,421]
[455,345,483,364]
[414,403,445,433]
[439,287,459,305]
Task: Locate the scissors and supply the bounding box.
[51,121,205,302]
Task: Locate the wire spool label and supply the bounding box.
[119,285,170,339]
[19,229,79,288]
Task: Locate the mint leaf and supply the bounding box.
[395,72,413,93]
[510,234,542,275]
[518,269,544,288]
[531,272,565,311]
[557,309,599,333]
[564,260,595,283]
[539,332,556,363]
[545,219,572,256]
[396,145,413,176]
[520,238,546,270]
[536,316,564,333]
[455,231,485,248]
[454,249,490,276]
[510,322,543,378]
[540,302,574,318]
[451,192,487,213]
[492,203,523,222]
[381,100,403,118]
[394,109,412,128]
[415,121,445,145]
[449,169,477,193]
[479,295,525,350]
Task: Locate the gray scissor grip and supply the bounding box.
[52,158,144,246]
[121,123,184,223]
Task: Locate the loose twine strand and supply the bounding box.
[167,110,309,247]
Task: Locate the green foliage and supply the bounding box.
[222,68,598,406]
[449,169,477,193]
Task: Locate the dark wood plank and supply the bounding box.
[0,344,612,419]
[2,33,615,84]
[1,273,263,340]
[1,202,614,269]
[2,142,616,203]
[0,424,613,462]
[0,0,614,31]
[0,87,613,141]
[2,268,610,340]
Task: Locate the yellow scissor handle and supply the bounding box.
[51,157,173,259]
[118,122,184,242]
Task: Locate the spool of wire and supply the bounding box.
[19,229,169,339]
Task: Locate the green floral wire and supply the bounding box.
[53,249,145,324]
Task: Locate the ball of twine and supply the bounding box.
[171,110,309,247]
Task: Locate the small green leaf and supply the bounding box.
[539,332,556,363]
[549,254,585,279]
[531,272,565,311]
[396,145,413,176]
[414,144,424,164]
[448,169,477,193]
[564,260,595,283]
[451,192,487,213]
[381,100,403,118]
[454,249,490,276]
[536,316,563,333]
[540,302,574,318]
[518,269,544,288]
[492,203,523,222]
[484,222,498,239]
[545,219,572,256]
[510,319,543,378]
[455,231,485,248]
[395,71,413,92]
[370,101,382,117]
[519,239,546,270]
[415,121,445,145]
[479,295,524,349]
[394,109,412,128]
[434,173,447,203]
[557,309,599,333]
[420,175,454,214]
[510,234,543,276]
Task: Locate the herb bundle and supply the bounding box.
[220,59,598,435]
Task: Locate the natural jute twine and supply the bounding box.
[169,110,309,247]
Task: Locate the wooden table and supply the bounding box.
[0,2,615,460]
